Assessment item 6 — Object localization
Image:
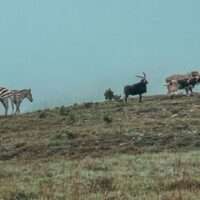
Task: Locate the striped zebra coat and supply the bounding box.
[0,87,13,116]
[10,89,33,114]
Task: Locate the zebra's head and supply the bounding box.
[26,89,33,102]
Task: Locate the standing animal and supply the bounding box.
[124,72,148,103]
[166,71,200,96]
[113,94,121,101]
[10,89,33,114]
[104,88,114,100]
[0,87,13,116]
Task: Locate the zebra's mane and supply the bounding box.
[20,89,30,93]
[12,89,30,93]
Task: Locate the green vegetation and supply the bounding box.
[1,152,200,199]
[0,94,200,199]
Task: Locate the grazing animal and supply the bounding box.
[113,94,121,101]
[0,87,13,116]
[10,89,33,114]
[124,72,148,103]
[104,88,114,101]
[166,71,200,96]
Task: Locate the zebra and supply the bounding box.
[0,87,13,116]
[10,89,33,114]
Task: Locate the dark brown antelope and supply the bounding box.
[124,72,148,103]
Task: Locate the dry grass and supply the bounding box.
[0,95,200,199]
[0,152,200,199]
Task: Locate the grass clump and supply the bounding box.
[68,113,76,124]
[83,102,93,109]
[4,191,38,200]
[48,130,75,147]
[59,106,69,116]
[38,111,47,119]
[103,114,112,124]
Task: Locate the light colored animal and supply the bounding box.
[10,89,33,114]
[165,71,200,96]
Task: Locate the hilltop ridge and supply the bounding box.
[1,94,200,161]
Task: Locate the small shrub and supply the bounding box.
[80,157,108,171]
[103,115,112,124]
[88,176,115,193]
[83,102,93,109]
[68,113,76,124]
[65,130,76,139]
[59,106,69,116]
[6,191,37,200]
[39,111,47,119]
[48,130,75,147]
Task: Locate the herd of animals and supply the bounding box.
[0,71,199,116]
[104,71,200,102]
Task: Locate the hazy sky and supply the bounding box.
[0,0,200,111]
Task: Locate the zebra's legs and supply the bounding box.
[185,87,193,96]
[10,98,15,114]
[189,87,193,96]
[16,101,21,114]
[185,88,189,96]
[1,98,9,116]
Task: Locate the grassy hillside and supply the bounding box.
[1,94,200,199]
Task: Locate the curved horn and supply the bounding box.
[143,72,146,78]
[136,75,144,79]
